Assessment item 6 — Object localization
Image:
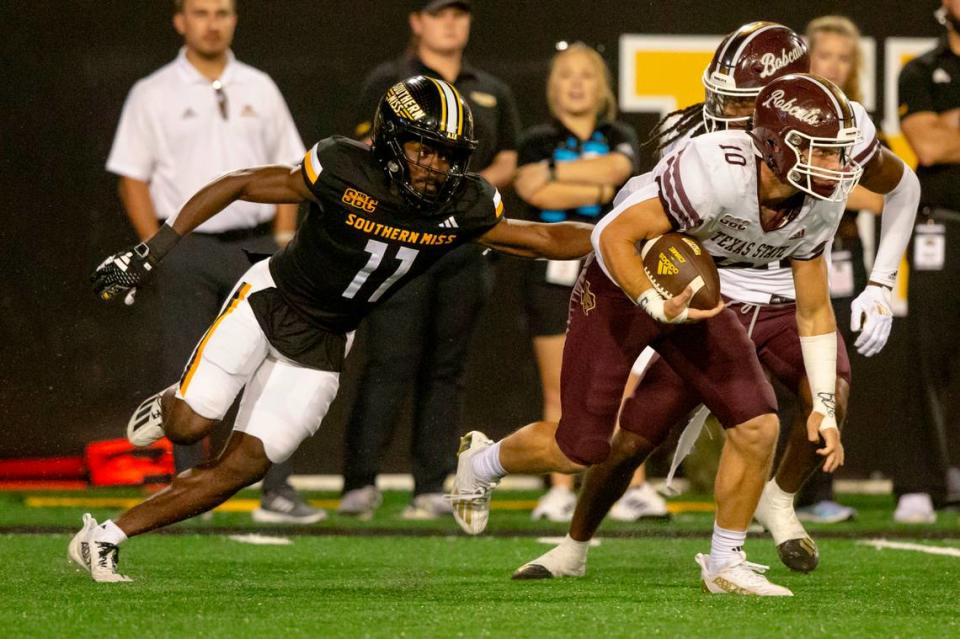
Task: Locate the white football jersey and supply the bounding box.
[601,101,879,305]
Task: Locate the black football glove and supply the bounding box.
[91,243,156,304]
[91,225,180,304]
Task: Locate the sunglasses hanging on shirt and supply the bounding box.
[212,80,228,120]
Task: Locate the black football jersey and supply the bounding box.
[269,136,503,334]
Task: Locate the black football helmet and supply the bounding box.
[372,75,478,209]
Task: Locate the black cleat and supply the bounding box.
[512,564,556,580]
[776,537,819,573]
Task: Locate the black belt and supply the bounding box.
[725,295,794,307]
[195,221,273,242]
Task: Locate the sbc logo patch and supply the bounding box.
[342,188,379,213]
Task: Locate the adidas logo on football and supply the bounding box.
[439,216,459,229]
[657,253,679,276]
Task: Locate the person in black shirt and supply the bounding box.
[893,0,960,522]
[76,76,594,582]
[512,42,640,522]
[339,0,523,519]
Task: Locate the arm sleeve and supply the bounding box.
[871,163,921,287]
[608,121,641,174]
[266,78,306,164]
[898,58,936,119]
[105,82,157,181]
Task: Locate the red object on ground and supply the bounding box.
[84,438,174,486]
[0,456,86,480]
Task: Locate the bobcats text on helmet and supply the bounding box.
[759,46,807,79]
[761,89,823,125]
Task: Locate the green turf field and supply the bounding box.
[2,488,958,638]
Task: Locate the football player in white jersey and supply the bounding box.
[512,22,920,581]
[450,72,878,596]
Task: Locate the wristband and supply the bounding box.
[799,332,838,424]
[636,288,687,324]
[141,224,181,265]
[818,414,839,433]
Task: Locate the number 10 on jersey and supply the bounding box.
[342,239,419,302]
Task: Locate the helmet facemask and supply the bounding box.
[702,74,759,132]
[781,127,863,202]
[391,130,474,208]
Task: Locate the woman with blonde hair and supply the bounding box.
[513,42,659,521]
[806,16,865,102]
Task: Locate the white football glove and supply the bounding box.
[850,285,893,357]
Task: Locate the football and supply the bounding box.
[638,233,721,310]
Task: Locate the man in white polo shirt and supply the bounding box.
[106,0,320,523]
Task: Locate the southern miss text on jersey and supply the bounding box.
[651,130,846,304]
[254,136,502,366]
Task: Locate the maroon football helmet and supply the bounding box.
[701,22,809,131]
[750,73,863,201]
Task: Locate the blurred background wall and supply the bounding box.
[0,1,941,474]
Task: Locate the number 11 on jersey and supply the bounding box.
[342,239,419,302]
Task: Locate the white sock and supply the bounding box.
[471,440,506,483]
[558,534,590,561]
[765,478,796,509]
[709,522,746,572]
[97,520,128,546]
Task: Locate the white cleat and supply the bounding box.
[695,552,793,596]
[531,486,577,522]
[88,537,133,583]
[512,543,587,580]
[609,483,670,521]
[126,391,165,447]
[67,513,98,573]
[754,480,819,573]
[449,431,498,535]
[69,514,133,582]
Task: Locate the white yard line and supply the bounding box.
[858,538,960,557]
[227,534,293,546]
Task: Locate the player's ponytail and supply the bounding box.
[641,102,706,157]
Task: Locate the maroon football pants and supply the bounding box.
[555,259,777,466]
[618,300,851,447]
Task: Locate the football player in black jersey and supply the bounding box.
[73,76,596,582]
